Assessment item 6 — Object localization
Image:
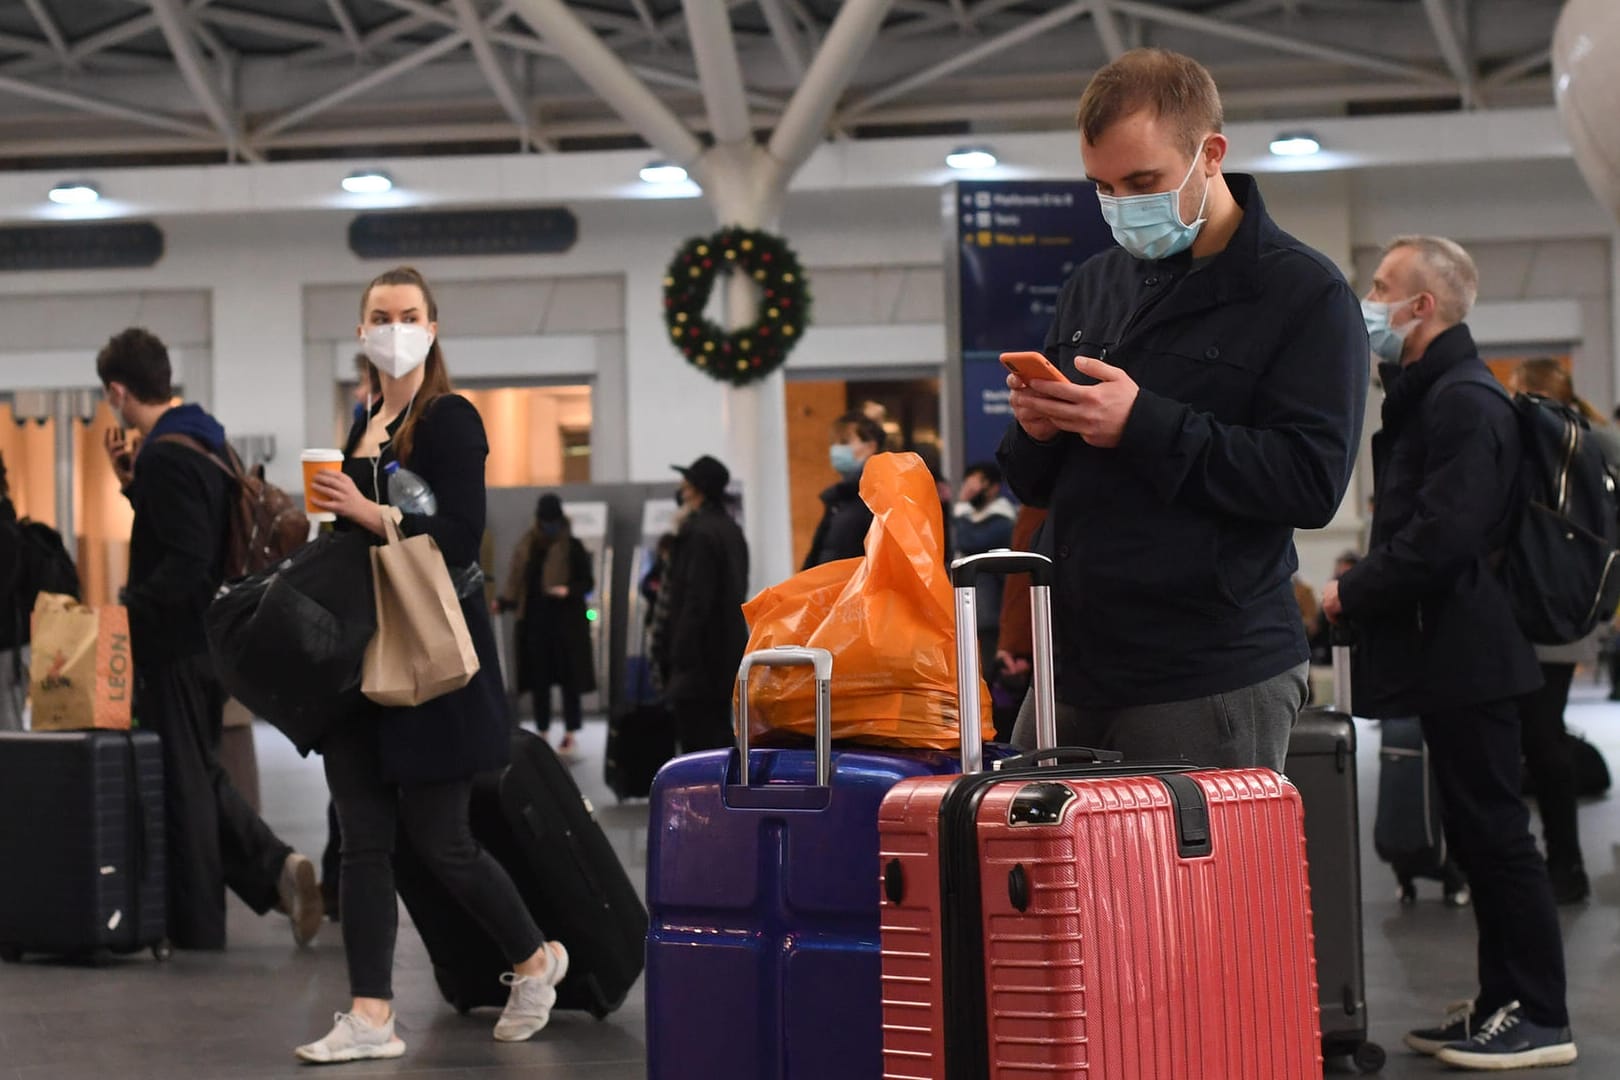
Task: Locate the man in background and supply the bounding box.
[98,327,321,951]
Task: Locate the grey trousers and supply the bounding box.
[1010,662,1309,773]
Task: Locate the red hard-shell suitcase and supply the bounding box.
[878,554,1322,1080]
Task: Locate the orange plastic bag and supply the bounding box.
[739,452,994,750]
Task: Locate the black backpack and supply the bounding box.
[0,515,81,650]
[1495,391,1620,645]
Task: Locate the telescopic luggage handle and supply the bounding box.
[952,550,1058,772]
[734,645,834,788]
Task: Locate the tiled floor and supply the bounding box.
[3,690,1617,1079]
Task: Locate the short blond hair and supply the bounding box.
[1077,48,1223,157]
[1384,235,1479,324]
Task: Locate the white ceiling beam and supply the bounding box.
[509,0,704,167]
[149,0,260,161]
[0,71,216,139]
[757,0,807,81]
[21,0,75,71]
[683,0,753,145]
[68,12,159,63]
[323,0,366,56]
[197,8,350,48]
[0,79,1560,160]
[783,0,823,49]
[627,0,668,48]
[482,25,783,110]
[888,0,1029,42]
[1482,45,1549,89]
[256,29,469,139]
[448,0,544,150]
[842,1,1091,120]
[1421,0,1477,107]
[768,0,895,176]
[1087,0,1125,60]
[1109,0,1456,88]
[294,10,433,64]
[0,29,59,65]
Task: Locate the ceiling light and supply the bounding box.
[341,170,393,194]
[1269,133,1322,157]
[946,147,998,171]
[639,161,688,185]
[48,181,100,205]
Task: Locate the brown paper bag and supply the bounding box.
[362,515,480,707]
[29,593,133,731]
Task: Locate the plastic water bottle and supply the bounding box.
[384,461,437,516]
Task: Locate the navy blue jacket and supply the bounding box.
[125,405,233,667]
[342,395,510,784]
[1337,324,1541,716]
[998,175,1367,708]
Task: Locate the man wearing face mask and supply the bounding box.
[802,412,885,569]
[1322,237,1575,1070]
[999,49,1367,773]
[651,455,749,753]
[96,327,322,953]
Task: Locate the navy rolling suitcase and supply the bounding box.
[0,730,169,962]
[396,729,644,1019]
[1375,715,1470,904]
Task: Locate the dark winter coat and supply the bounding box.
[1337,324,1542,717]
[654,502,749,704]
[954,496,1017,631]
[998,174,1367,709]
[124,404,233,668]
[502,528,597,695]
[341,394,510,784]
[802,473,872,569]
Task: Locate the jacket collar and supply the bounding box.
[1129,173,1272,326]
[1380,323,1480,430]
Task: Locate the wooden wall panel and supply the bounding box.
[785,380,847,568]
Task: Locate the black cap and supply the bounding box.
[535,493,564,522]
[673,455,730,501]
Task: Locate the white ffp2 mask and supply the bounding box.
[362,323,433,378]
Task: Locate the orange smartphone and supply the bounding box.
[1000,350,1066,384]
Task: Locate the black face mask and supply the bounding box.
[969,490,994,511]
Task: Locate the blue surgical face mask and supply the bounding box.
[1361,296,1419,364]
[1096,145,1210,261]
[830,443,860,476]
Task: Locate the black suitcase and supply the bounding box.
[396,729,646,1018]
[1284,641,1385,1074]
[0,730,170,962]
[603,703,676,801]
[1375,716,1469,904]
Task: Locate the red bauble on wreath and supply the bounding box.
[662,227,812,387]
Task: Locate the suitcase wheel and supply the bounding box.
[152,941,173,962]
[1353,1040,1386,1074]
[0,945,20,964]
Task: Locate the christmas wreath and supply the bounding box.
[663,226,812,386]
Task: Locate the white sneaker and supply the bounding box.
[295,1011,405,1064]
[493,942,570,1042]
[278,853,323,948]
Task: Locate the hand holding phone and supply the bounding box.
[103,426,136,486]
